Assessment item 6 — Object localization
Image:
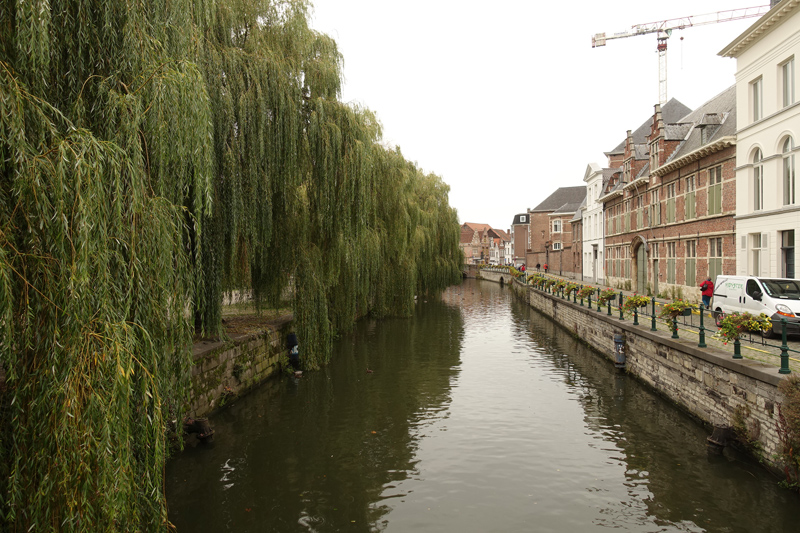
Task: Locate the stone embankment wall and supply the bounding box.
[479,269,786,467]
[189,316,293,418]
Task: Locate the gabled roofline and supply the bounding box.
[719,0,799,58]
[651,136,736,177]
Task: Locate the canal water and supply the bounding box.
[166,279,800,532]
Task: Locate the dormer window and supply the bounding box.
[520,215,526,223]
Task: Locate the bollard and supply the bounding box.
[587,292,591,309]
[633,307,639,326]
[607,298,612,316]
[733,338,742,359]
[698,306,706,348]
[672,316,679,339]
[780,318,791,374]
[597,289,603,312]
[651,298,657,331]
[618,292,624,320]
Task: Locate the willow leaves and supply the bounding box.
[0,0,462,529]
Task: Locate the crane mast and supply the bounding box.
[592,5,771,105]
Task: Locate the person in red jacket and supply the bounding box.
[700,278,714,309]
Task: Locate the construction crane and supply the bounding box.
[592,5,771,105]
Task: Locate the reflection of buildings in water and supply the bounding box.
[522,312,798,531]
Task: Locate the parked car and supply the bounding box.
[712,275,800,338]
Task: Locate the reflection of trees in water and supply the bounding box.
[167,296,464,532]
[519,303,800,532]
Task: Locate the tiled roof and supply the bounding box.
[662,85,737,163]
[462,222,491,232]
[489,228,510,241]
[531,186,586,212]
[571,197,587,222]
[551,201,583,215]
[607,98,693,154]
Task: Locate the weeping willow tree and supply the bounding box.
[1,0,462,529]
[0,0,213,529]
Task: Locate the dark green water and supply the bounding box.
[166,279,800,532]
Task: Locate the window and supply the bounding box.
[783,58,795,108]
[520,215,526,223]
[782,230,796,278]
[752,77,763,122]
[552,242,562,251]
[552,219,562,233]
[650,189,661,227]
[685,176,696,219]
[708,166,722,215]
[784,138,795,206]
[667,242,676,284]
[751,233,766,276]
[686,240,697,287]
[754,149,764,211]
[709,237,723,282]
[666,183,676,223]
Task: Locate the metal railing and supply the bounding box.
[498,270,797,375]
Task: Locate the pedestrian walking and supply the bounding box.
[700,278,714,309]
[543,263,548,274]
[536,263,541,272]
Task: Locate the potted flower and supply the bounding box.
[659,298,697,320]
[554,280,567,291]
[577,286,596,300]
[621,294,650,316]
[565,283,579,296]
[714,312,772,344]
[597,288,617,306]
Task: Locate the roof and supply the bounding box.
[489,228,510,241]
[719,0,798,58]
[511,213,529,226]
[653,85,737,176]
[571,197,587,222]
[531,186,586,212]
[606,98,692,155]
[551,201,583,216]
[462,222,491,232]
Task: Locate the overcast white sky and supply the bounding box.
[310,1,768,230]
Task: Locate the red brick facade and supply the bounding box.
[601,93,737,300]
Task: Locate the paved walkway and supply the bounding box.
[517,270,800,374]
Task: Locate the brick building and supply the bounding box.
[524,187,586,276]
[460,222,491,264]
[510,213,530,266]
[601,88,738,300]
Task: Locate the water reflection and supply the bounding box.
[167,280,800,532]
[167,294,464,532]
[510,295,799,532]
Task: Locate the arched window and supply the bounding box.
[783,138,795,205]
[754,148,764,211]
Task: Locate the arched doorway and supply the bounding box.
[630,236,649,295]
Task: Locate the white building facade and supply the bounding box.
[581,163,606,283]
[721,0,800,278]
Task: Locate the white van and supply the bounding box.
[712,275,800,338]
